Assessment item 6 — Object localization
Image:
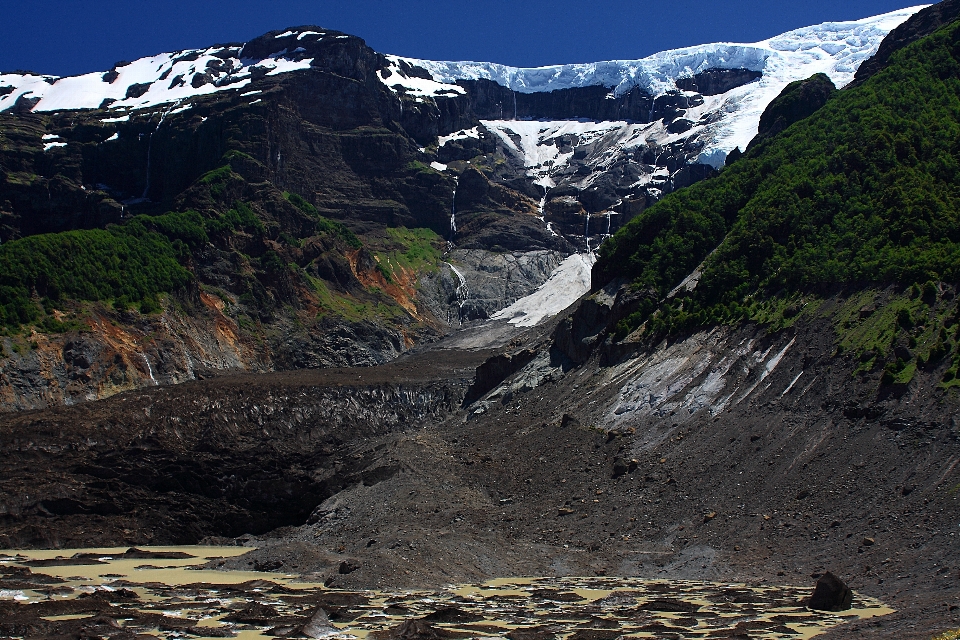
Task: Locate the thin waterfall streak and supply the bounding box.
[585,213,591,253]
[141,100,182,200]
[449,177,459,243]
[444,262,470,324]
[142,353,158,386]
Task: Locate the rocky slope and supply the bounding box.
[0,288,957,637]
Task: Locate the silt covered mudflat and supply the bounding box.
[0,546,890,639]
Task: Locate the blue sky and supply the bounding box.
[1,1,926,77]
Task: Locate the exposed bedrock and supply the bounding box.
[419,249,567,324]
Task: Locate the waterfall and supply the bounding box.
[449,176,459,244]
[606,211,613,235]
[444,262,470,324]
[584,213,591,253]
[141,353,158,386]
[141,100,181,200]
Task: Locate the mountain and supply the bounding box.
[2,4,960,638]
[0,9,920,413]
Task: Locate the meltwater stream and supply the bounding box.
[443,261,470,324]
[0,547,893,640]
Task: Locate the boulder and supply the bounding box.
[374,619,449,640]
[807,572,853,611]
[302,607,338,638]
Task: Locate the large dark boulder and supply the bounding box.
[463,349,537,405]
[807,572,854,611]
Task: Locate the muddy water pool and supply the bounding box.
[0,547,891,639]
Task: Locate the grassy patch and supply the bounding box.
[198,164,241,199]
[304,273,371,322]
[285,191,362,248]
[371,227,444,285]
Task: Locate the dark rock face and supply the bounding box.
[675,68,762,96]
[0,352,471,548]
[852,0,960,87]
[464,349,537,405]
[749,73,836,149]
[807,572,854,611]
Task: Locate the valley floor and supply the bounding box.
[1,306,958,639]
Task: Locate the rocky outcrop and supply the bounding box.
[747,73,836,150]
[675,68,763,96]
[419,249,568,324]
[851,0,960,87]
[463,348,537,406]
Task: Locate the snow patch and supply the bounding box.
[381,55,467,99]
[438,127,480,146]
[429,161,448,171]
[491,252,596,327]
[262,57,314,76]
[43,141,67,151]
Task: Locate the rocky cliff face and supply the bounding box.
[851,0,960,87]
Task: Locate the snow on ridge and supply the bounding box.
[396,6,925,97]
[0,33,318,114]
[0,6,925,125]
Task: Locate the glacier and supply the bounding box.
[396,6,926,162]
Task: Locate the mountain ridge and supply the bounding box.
[0,6,932,415]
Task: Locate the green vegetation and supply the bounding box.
[284,191,362,248]
[598,21,960,341]
[0,227,191,328]
[304,273,374,322]
[380,227,443,273]
[931,630,960,640]
[367,227,444,287]
[198,164,241,199]
[406,160,438,173]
